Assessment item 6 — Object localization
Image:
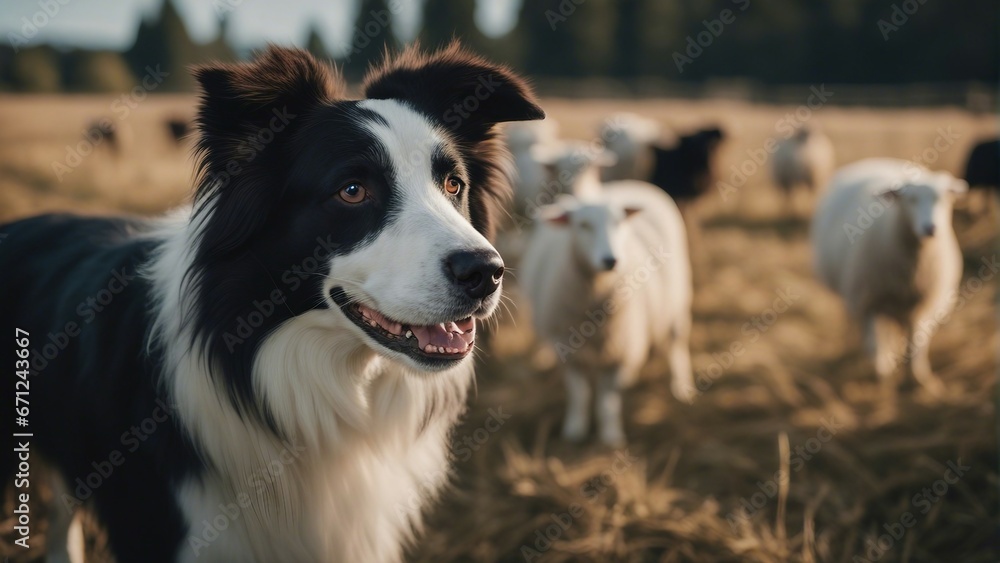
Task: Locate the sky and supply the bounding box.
[0,0,521,55]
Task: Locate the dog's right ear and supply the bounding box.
[362,41,544,141]
[191,47,342,260]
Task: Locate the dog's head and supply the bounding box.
[189,44,542,394]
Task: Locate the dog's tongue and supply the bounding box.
[411,318,475,354]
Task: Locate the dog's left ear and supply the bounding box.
[362,42,544,141]
[191,47,343,260]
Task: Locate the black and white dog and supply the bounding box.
[1,44,542,562]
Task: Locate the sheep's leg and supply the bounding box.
[784,186,798,217]
[561,368,591,443]
[864,314,901,406]
[906,323,945,396]
[47,475,86,563]
[596,372,626,447]
[865,314,898,380]
[668,337,696,403]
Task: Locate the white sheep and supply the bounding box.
[521,170,694,446]
[504,119,561,219]
[529,140,616,204]
[811,158,967,395]
[494,140,616,267]
[771,126,835,213]
[598,112,668,182]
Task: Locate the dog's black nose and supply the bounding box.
[445,250,504,299]
[602,257,618,270]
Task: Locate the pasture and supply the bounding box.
[0,94,996,562]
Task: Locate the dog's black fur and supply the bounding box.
[0,43,542,561]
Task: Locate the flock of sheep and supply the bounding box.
[499,112,997,446]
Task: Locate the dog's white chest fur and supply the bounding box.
[171,311,473,563]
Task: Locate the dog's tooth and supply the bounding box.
[405,330,413,339]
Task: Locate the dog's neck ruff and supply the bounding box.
[145,206,474,562]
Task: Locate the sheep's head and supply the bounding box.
[599,112,662,152]
[532,140,617,197]
[536,195,641,272]
[505,119,560,151]
[882,172,967,239]
[678,127,725,170]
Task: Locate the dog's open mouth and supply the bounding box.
[331,288,475,364]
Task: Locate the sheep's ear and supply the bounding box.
[531,144,560,165]
[881,187,903,200]
[623,206,643,218]
[363,41,544,141]
[536,204,571,225]
[651,144,672,157]
[705,126,726,141]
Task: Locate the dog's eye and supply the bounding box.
[338,183,368,204]
[445,177,464,196]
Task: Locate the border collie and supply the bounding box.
[1,44,542,562]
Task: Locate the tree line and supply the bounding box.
[1,0,996,93]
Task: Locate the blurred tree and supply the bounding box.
[517,0,617,77]
[203,14,237,63]
[306,25,332,62]
[10,46,61,92]
[67,51,137,92]
[125,0,199,91]
[3,0,997,92]
[611,0,641,78]
[339,0,397,81]
[421,0,488,52]
[612,0,683,78]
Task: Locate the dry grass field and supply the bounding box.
[0,93,997,562]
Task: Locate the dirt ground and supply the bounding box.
[0,94,997,562]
